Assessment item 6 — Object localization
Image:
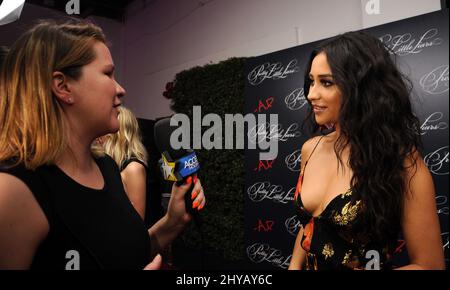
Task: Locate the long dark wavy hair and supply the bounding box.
[302,31,422,250]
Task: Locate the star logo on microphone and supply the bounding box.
[161,154,177,181]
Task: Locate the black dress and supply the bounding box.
[0,155,151,270]
[294,136,394,270]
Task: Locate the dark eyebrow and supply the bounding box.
[309,73,333,78]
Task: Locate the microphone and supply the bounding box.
[154,117,205,269]
[154,117,201,215]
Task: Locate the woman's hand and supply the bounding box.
[143,254,162,270]
[147,175,205,257]
[167,175,206,225]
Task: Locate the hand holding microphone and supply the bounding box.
[167,174,205,225]
[154,118,206,222]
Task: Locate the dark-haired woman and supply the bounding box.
[288,31,444,270]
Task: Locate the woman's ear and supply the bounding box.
[52,71,73,104]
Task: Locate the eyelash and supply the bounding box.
[105,71,114,77]
[309,79,333,87]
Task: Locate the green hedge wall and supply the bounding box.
[166,57,247,263]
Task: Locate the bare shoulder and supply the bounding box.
[122,161,146,176]
[301,136,323,158]
[0,173,49,269]
[404,150,434,198]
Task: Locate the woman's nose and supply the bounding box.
[307,84,319,101]
[116,81,126,98]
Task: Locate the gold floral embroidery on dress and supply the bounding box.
[342,250,352,265]
[341,189,352,198]
[333,200,361,226]
[322,243,334,260]
[342,250,364,269]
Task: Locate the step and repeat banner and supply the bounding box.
[244,9,449,270]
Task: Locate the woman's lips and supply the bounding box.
[313,105,327,113]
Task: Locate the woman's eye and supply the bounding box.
[321,80,333,87]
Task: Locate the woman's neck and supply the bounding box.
[56,130,96,175]
[322,123,348,152]
[334,123,341,136]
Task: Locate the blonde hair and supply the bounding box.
[0,19,106,170]
[103,106,148,169]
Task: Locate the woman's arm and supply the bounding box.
[396,152,445,270]
[289,227,306,270]
[121,162,147,220]
[147,177,205,258]
[0,173,48,269]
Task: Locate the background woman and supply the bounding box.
[102,106,149,220]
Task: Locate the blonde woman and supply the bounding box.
[102,106,148,220]
[0,20,206,269]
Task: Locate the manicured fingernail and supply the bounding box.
[191,191,198,200]
[197,204,203,211]
[193,201,199,208]
[186,176,192,184]
[193,175,198,184]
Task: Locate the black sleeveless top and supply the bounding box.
[1,155,151,270]
[120,157,147,172]
[294,136,394,270]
